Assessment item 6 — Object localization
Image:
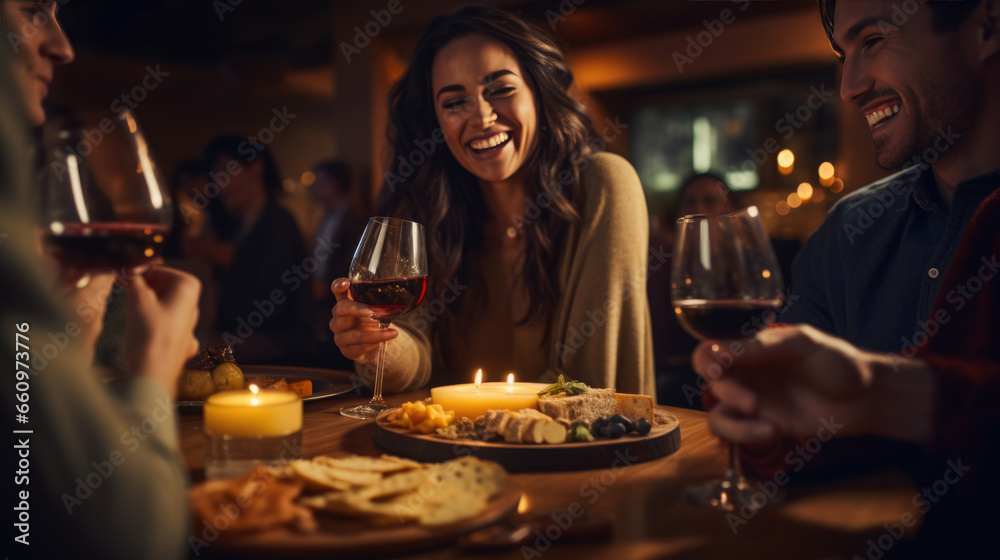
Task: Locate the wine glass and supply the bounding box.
[670,206,784,512]
[38,108,171,286]
[340,217,428,420]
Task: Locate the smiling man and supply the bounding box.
[694,0,999,556]
[1,0,74,125]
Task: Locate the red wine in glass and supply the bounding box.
[349,276,428,323]
[340,217,427,420]
[670,207,785,513]
[673,299,782,341]
[43,222,168,271]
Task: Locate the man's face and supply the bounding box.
[1,1,74,125]
[834,1,978,170]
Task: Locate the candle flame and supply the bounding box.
[474,369,482,389]
[249,384,260,394]
[517,494,529,514]
[507,373,514,394]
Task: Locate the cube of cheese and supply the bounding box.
[614,393,655,425]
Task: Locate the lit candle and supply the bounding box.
[204,385,302,438]
[430,371,548,420]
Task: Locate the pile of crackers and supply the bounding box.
[287,454,508,526]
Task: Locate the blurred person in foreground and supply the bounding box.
[0,2,199,558]
[192,135,315,365]
[695,0,999,555]
[329,6,654,394]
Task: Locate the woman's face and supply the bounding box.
[1,1,74,125]
[432,34,537,187]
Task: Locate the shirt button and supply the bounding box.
[928,268,939,279]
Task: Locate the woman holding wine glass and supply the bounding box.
[330,6,655,397]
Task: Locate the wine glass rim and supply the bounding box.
[676,205,759,224]
[369,216,425,230]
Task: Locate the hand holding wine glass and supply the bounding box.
[339,217,427,420]
[671,206,785,512]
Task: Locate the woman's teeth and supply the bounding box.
[866,104,900,126]
[470,132,509,151]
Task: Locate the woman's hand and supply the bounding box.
[123,267,201,398]
[328,278,397,364]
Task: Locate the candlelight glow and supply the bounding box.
[507,373,514,394]
[517,494,530,514]
[818,162,835,186]
[249,384,259,394]
[249,384,260,406]
[797,182,814,201]
[474,369,482,389]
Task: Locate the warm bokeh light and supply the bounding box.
[775,201,790,216]
[818,161,835,181]
[777,149,794,175]
[300,171,316,187]
[797,182,814,201]
[762,269,772,279]
[831,177,844,193]
[787,193,803,208]
[144,248,155,257]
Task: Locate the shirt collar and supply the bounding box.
[908,165,1000,212]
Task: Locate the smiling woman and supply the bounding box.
[328,6,655,396]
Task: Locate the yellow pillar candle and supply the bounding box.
[204,388,302,438]
[430,376,550,420]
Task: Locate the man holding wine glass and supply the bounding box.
[694,0,999,554]
[2,3,201,557]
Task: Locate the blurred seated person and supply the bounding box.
[309,160,365,370]
[697,0,999,555]
[1,5,199,558]
[163,159,209,259]
[193,135,315,364]
[329,6,655,395]
[649,173,735,407]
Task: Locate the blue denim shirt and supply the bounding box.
[781,165,1000,353]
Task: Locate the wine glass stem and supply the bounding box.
[370,323,389,407]
[728,441,744,480]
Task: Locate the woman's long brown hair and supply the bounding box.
[379,5,596,363]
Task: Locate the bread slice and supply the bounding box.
[614,393,655,425]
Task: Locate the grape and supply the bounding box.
[608,422,626,439]
[610,414,633,433]
[635,418,652,435]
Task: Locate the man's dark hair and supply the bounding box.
[818,0,983,58]
[313,160,352,195]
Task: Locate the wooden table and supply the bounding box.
[178,381,921,559]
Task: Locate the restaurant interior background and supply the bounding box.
[50,0,887,250]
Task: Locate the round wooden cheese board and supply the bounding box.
[374,409,681,472]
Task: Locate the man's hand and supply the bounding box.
[124,267,201,399]
[693,324,933,447]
